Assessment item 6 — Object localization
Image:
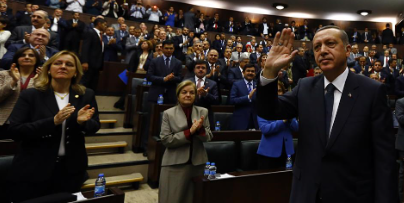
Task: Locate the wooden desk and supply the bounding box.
[193,169,292,203]
[76,187,125,203]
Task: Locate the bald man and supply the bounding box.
[1,28,59,69]
[6,10,58,49]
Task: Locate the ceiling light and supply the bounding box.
[273,3,288,10]
[357,10,372,16]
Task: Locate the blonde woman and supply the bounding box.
[8,50,100,202]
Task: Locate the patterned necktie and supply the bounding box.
[247,82,252,92]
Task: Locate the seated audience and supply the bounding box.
[7,10,58,49]
[0,47,40,138]
[8,51,100,202]
[229,63,258,130]
[66,0,85,13]
[2,28,58,69]
[0,16,10,59]
[147,40,183,104]
[102,0,119,18]
[257,82,298,169]
[84,0,103,15]
[103,26,122,62]
[159,80,212,203]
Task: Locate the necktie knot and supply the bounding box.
[326,83,335,94]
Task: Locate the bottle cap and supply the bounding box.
[211,162,215,166]
[216,121,220,123]
[159,94,163,96]
[287,154,291,157]
[98,173,104,177]
[206,162,210,165]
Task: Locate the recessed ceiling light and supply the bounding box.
[357,10,372,16]
[273,3,288,10]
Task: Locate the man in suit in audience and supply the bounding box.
[103,27,122,62]
[230,43,244,64]
[184,7,196,31]
[347,44,362,68]
[111,17,125,32]
[15,3,32,26]
[6,10,58,49]
[366,50,377,66]
[250,44,263,65]
[185,40,205,78]
[382,23,395,45]
[395,72,404,97]
[258,17,270,38]
[350,28,361,43]
[80,18,107,91]
[359,46,369,57]
[389,43,397,55]
[147,40,183,104]
[399,27,404,45]
[230,63,258,130]
[380,49,391,67]
[64,12,85,55]
[1,28,58,69]
[258,27,397,203]
[228,52,249,85]
[114,23,128,41]
[173,27,190,62]
[218,47,233,90]
[224,17,235,34]
[292,47,310,86]
[207,13,222,32]
[188,60,219,127]
[353,56,370,76]
[361,28,372,43]
[123,26,141,64]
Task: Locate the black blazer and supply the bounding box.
[6,25,58,49]
[8,88,100,182]
[292,55,310,85]
[81,28,103,70]
[146,56,183,103]
[127,50,153,72]
[256,72,397,203]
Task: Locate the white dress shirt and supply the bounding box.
[260,68,349,136]
[54,93,69,156]
[93,28,104,52]
[66,0,85,13]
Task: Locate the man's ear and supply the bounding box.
[345,45,352,57]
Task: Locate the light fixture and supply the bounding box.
[357,10,372,16]
[273,3,288,10]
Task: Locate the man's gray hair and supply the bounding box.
[315,25,349,47]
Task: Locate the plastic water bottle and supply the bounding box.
[157,94,164,105]
[204,162,211,177]
[215,121,221,131]
[143,78,147,85]
[208,162,217,180]
[147,81,152,85]
[94,173,106,197]
[286,155,293,170]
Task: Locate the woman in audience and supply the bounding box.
[153,41,163,58]
[0,47,40,138]
[8,50,100,202]
[256,53,267,76]
[159,80,213,203]
[211,34,222,52]
[245,44,253,56]
[164,6,176,27]
[102,0,119,18]
[196,13,206,34]
[0,16,10,59]
[85,0,103,15]
[128,40,153,73]
[175,9,184,28]
[256,82,298,170]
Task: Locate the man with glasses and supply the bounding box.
[6,10,58,49]
[230,43,243,64]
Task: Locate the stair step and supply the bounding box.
[95,96,121,111]
[100,119,117,124]
[85,141,127,151]
[94,127,133,136]
[81,173,143,189]
[88,151,147,168]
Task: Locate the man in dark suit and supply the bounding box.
[224,17,235,34]
[183,7,196,32]
[147,40,183,104]
[382,23,395,45]
[299,19,311,40]
[353,56,370,76]
[15,3,32,26]
[1,28,58,69]
[350,28,361,43]
[395,73,404,97]
[103,27,122,62]
[6,10,58,49]
[207,13,222,32]
[229,64,258,130]
[250,44,263,65]
[80,18,107,91]
[257,27,397,202]
[114,23,128,41]
[218,47,233,90]
[366,50,377,66]
[361,28,372,43]
[399,27,404,45]
[188,60,219,127]
[292,47,310,86]
[228,52,249,85]
[64,12,85,54]
[123,26,141,64]
[0,2,15,31]
[173,27,190,62]
[258,17,270,38]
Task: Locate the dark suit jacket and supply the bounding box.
[15,11,31,26]
[382,28,395,44]
[395,75,404,98]
[8,88,100,181]
[146,56,183,103]
[173,34,189,61]
[395,98,404,151]
[361,32,372,43]
[127,50,153,72]
[0,43,59,70]
[227,66,243,85]
[64,19,85,53]
[114,30,129,41]
[292,55,309,85]
[256,72,397,203]
[258,23,270,36]
[6,26,58,49]
[103,35,122,62]
[249,52,261,65]
[229,79,258,130]
[81,28,103,70]
[207,18,222,32]
[223,21,235,34]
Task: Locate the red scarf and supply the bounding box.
[20,71,35,91]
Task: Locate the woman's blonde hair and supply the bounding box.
[176,80,196,98]
[35,50,86,95]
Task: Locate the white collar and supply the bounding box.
[324,68,349,93]
[195,76,206,83]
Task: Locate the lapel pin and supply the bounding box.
[348,93,352,98]
[75,95,79,98]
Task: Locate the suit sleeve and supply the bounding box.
[203,82,219,104]
[371,84,398,202]
[395,99,404,125]
[146,59,165,84]
[257,116,285,136]
[8,91,58,141]
[395,79,404,97]
[229,83,249,105]
[81,33,91,64]
[160,111,191,148]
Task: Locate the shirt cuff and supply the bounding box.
[260,71,278,86]
[184,129,191,140]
